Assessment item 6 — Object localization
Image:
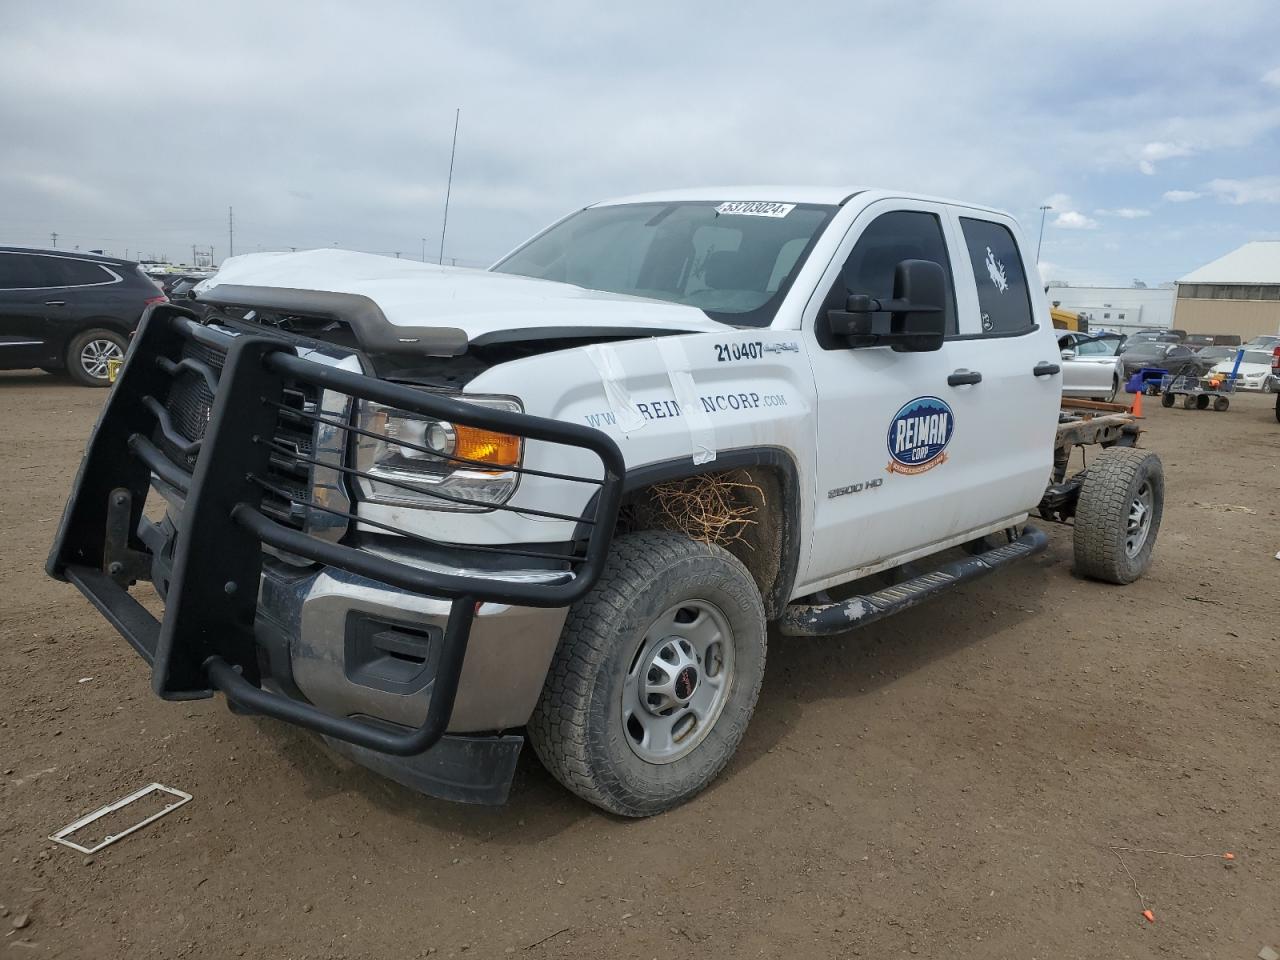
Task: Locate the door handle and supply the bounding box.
[1033,362,1061,377]
[44,300,66,306]
[947,369,982,387]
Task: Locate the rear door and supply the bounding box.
[938,211,1061,525]
[0,253,56,368]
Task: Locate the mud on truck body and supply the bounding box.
[48,188,1163,816]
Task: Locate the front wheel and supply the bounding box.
[66,328,126,387]
[1160,391,1176,408]
[1073,447,1164,584]
[529,531,767,817]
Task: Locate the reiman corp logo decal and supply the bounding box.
[886,396,954,475]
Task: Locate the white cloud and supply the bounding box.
[1136,140,1195,175]
[1053,211,1099,230]
[1263,66,1280,88]
[1095,207,1150,218]
[1042,193,1074,210]
[1207,176,1280,204]
[1162,189,1203,202]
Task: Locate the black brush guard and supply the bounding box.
[47,305,625,757]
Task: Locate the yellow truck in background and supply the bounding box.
[1050,303,1087,333]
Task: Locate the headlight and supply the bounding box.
[354,394,523,511]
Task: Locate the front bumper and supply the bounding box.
[46,304,624,801]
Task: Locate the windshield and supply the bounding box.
[1223,350,1275,365]
[492,201,837,327]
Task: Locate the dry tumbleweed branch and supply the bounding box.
[649,474,763,549]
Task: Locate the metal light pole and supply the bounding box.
[439,108,460,265]
[1036,205,1052,262]
[421,237,427,262]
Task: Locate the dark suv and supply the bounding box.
[0,247,166,386]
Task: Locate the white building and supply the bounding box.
[1044,285,1175,335]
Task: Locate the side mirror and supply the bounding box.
[827,259,947,352]
[1060,349,1077,360]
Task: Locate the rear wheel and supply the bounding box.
[1160,390,1176,408]
[529,531,767,817]
[1274,392,1279,423]
[1182,394,1197,409]
[66,328,126,387]
[1213,396,1229,412]
[1073,447,1164,584]
[1195,394,1210,410]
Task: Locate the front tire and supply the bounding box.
[529,531,767,817]
[66,328,126,387]
[1073,448,1164,584]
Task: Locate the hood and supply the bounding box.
[1210,361,1271,376]
[194,249,728,354]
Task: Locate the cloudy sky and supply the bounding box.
[2,0,1279,284]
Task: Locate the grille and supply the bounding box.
[161,339,320,531]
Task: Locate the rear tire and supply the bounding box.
[1274,393,1279,423]
[529,531,767,817]
[1182,395,1197,409]
[1213,396,1229,412]
[66,328,126,387]
[1195,394,1210,410]
[1073,448,1164,584]
[1160,391,1176,408]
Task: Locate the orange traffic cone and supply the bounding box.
[1130,387,1144,418]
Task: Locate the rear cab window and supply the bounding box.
[958,217,1035,335]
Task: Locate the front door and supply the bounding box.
[804,201,974,585]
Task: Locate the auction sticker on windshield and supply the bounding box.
[714,201,796,218]
[886,396,954,475]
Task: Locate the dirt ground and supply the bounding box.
[2,370,1278,960]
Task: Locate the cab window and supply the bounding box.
[959,218,1034,334]
[822,210,957,347]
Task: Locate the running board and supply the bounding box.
[779,525,1049,638]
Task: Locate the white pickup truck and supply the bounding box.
[48,187,1164,816]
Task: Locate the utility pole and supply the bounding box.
[1036,204,1052,262]
[192,244,197,266]
[421,237,427,262]
[438,108,460,265]
[50,231,58,248]
[228,206,235,258]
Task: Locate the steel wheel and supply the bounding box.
[1125,481,1154,558]
[79,338,124,380]
[622,599,735,764]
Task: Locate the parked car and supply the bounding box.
[1193,346,1242,363]
[0,247,166,385]
[1208,349,1279,392]
[48,188,1164,816]
[1126,329,1183,345]
[1185,333,1241,349]
[1058,333,1123,401]
[1119,340,1207,380]
[1242,334,1280,351]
